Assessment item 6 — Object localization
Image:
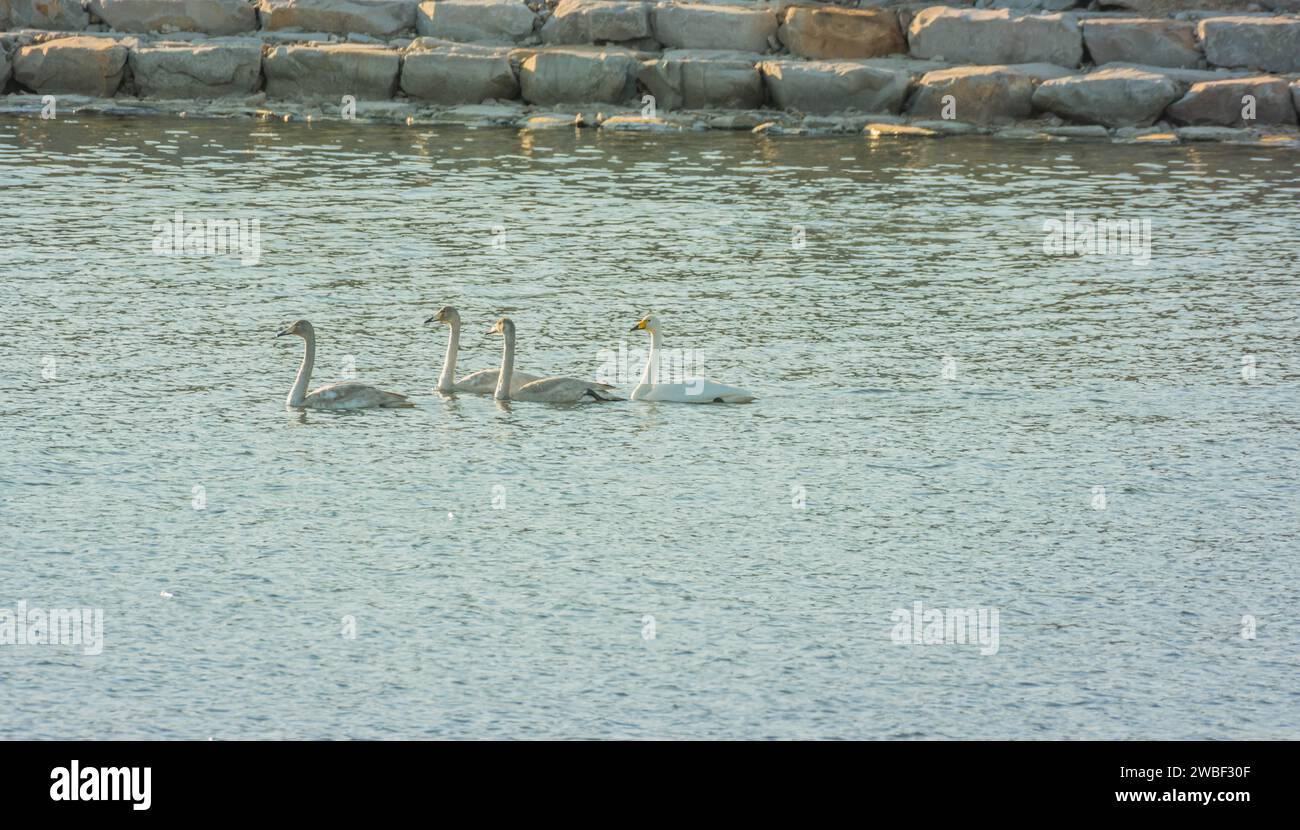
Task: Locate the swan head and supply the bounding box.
[631,314,660,333]
[425,305,459,326]
[487,317,516,339]
[275,319,314,339]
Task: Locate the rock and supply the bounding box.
[1176,125,1255,142]
[263,43,401,100]
[0,47,9,89]
[636,48,761,110]
[777,6,905,60]
[759,59,910,115]
[600,114,683,131]
[258,0,418,38]
[1080,19,1199,69]
[130,39,262,98]
[90,0,257,35]
[866,122,939,138]
[416,0,538,44]
[432,101,522,124]
[517,45,638,104]
[1129,130,1179,144]
[541,0,652,45]
[910,118,988,135]
[400,41,518,102]
[1166,75,1296,126]
[518,112,583,128]
[707,110,768,130]
[1197,17,1300,73]
[1032,67,1179,127]
[13,36,128,97]
[1097,61,1254,87]
[1042,123,1110,138]
[1293,81,1299,120]
[9,0,89,29]
[907,64,1042,124]
[652,3,778,53]
[907,8,1082,68]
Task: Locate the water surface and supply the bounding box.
[2,116,1298,739]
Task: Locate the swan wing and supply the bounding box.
[513,376,620,403]
[455,368,545,394]
[631,379,755,404]
[305,381,414,410]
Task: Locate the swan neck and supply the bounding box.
[289,333,314,406]
[495,330,514,400]
[639,329,663,386]
[438,320,459,391]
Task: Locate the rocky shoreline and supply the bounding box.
[2,0,1299,147]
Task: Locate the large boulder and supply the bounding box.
[0,46,10,89]
[1197,17,1300,74]
[759,59,910,115]
[9,0,90,29]
[416,0,538,44]
[1081,19,1199,69]
[907,64,1068,123]
[400,40,518,102]
[1032,67,1179,127]
[1166,75,1297,126]
[13,36,129,97]
[637,48,762,109]
[907,8,1082,68]
[652,3,778,53]
[90,0,257,35]
[541,0,652,45]
[516,45,639,104]
[258,0,418,37]
[777,6,904,60]
[130,39,262,98]
[262,43,401,100]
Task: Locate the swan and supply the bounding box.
[629,314,755,403]
[276,319,413,410]
[488,317,621,403]
[424,305,545,394]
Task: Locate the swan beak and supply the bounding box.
[423,315,437,324]
[275,329,291,338]
[631,320,647,332]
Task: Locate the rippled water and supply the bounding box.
[2,116,1298,739]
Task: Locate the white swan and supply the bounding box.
[276,319,413,410]
[629,314,755,403]
[424,305,545,394]
[488,317,621,403]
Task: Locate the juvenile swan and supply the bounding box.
[488,317,620,403]
[629,314,755,403]
[424,305,543,394]
[276,319,413,410]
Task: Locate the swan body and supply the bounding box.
[488,317,620,403]
[629,314,755,404]
[277,319,413,410]
[424,305,557,394]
